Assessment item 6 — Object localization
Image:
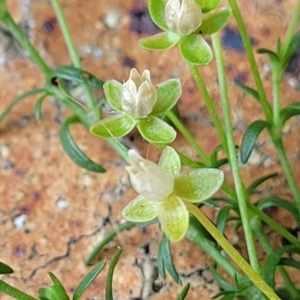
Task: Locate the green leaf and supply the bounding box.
[174,169,224,202]
[158,196,189,242]
[179,35,213,65]
[198,8,231,35]
[276,287,300,300]
[247,173,278,195]
[38,273,69,300]
[281,30,300,70]
[90,113,136,138]
[158,234,181,284]
[256,197,300,225]
[216,206,234,234]
[240,120,267,164]
[159,146,181,175]
[280,257,300,270]
[122,195,159,222]
[60,116,106,173]
[262,245,300,288]
[152,79,181,115]
[103,80,123,112]
[195,0,221,13]
[280,102,300,126]
[0,261,14,274]
[137,116,176,145]
[34,94,48,121]
[105,249,122,300]
[210,264,236,291]
[139,32,180,51]
[234,81,259,102]
[0,88,45,123]
[257,48,279,64]
[176,283,190,300]
[51,65,104,89]
[73,260,106,300]
[148,0,168,30]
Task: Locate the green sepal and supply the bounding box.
[103,80,123,112]
[139,32,180,51]
[280,102,300,126]
[197,8,231,35]
[179,35,213,65]
[159,146,181,176]
[148,0,168,30]
[73,260,106,300]
[240,120,267,164]
[38,273,69,300]
[174,169,224,202]
[137,116,176,145]
[50,65,104,89]
[60,116,106,173]
[90,113,136,138]
[0,261,14,274]
[195,0,222,13]
[152,79,181,116]
[122,196,159,222]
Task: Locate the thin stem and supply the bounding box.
[212,33,260,272]
[50,0,100,119]
[0,279,38,300]
[252,217,300,299]
[188,63,228,153]
[272,61,282,127]
[166,110,210,164]
[185,202,280,300]
[227,0,273,123]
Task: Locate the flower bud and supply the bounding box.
[121,69,157,118]
[126,150,174,201]
[165,0,203,36]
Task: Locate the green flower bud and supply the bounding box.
[121,69,157,118]
[165,0,203,36]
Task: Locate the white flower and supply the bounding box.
[121,69,157,118]
[165,0,203,36]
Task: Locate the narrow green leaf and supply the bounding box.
[179,35,213,65]
[0,88,45,123]
[157,237,166,279]
[280,102,300,126]
[256,197,300,225]
[0,261,13,274]
[105,248,122,300]
[280,258,300,270]
[152,79,181,115]
[73,260,106,300]
[234,81,259,102]
[0,279,38,300]
[257,48,279,64]
[195,0,221,13]
[158,234,181,284]
[197,8,231,35]
[60,115,106,173]
[276,287,300,300]
[240,120,267,164]
[51,65,104,89]
[281,30,300,70]
[210,264,236,291]
[148,0,168,30]
[139,32,180,51]
[216,206,234,234]
[137,116,176,145]
[38,273,69,300]
[247,173,278,195]
[176,283,190,300]
[34,94,48,121]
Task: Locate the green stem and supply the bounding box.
[279,0,300,60]
[185,202,280,300]
[252,218,300,299]
[0,279,38,300]
[272,135,300,212]
[212,33,260,272]
[227,0,273,123]
[0,10,51,79]
[271,61,282,127]
[166,110,210,164]
[188,63,228,152]
[50,0,99,119]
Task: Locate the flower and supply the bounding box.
[90,68,181,145]
[122,147,224,242]
[122,69,157,118]
[165,0,203,36]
